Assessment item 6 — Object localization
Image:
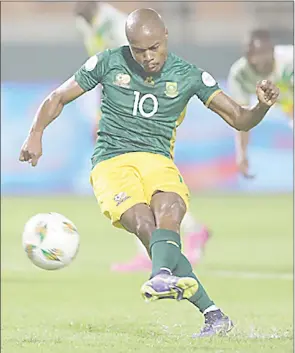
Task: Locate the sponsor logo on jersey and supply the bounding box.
[114,192,131,206]
[165,82,178,98]
[144,76,155,86]
[114,73,131,88]
[201,72,216,87]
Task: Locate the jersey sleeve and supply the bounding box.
[227,63,251,106]
[74,50,110,91]
[190,66,222,107]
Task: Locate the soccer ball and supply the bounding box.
[22,212,80,270]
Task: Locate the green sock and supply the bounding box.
[173,253,214,313]
[150,229,181,276]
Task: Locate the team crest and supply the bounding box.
[114,192,131,206]
[114,73,131,88]
[165,82,178,98]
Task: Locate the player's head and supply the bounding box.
[125,8,168,73]
[246,29,274,75]
[74,1,98,23]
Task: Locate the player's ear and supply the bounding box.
[165,27,168,39]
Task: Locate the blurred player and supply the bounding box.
[228,29,293,178]
[19,9,279,336]
[75,1,210,273]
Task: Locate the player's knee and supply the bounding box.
[133,214,155,256]
[151,192,187,232]
[120,203,156,237]
[135,216,155,239]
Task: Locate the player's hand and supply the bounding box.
[256,80,280,107]
[237,157,255,179]
[19,132,43,167]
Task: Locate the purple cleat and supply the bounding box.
[193,309,234,338]
[140,270,198,302]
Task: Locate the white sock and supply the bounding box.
[160,267,172,275]
[182,211,203,235]
[203,305,219,315]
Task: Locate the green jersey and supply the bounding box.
[75,46,221,167]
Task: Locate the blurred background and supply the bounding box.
[1,1,293,195]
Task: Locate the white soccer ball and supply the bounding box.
[22,212,80,270]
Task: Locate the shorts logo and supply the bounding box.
[114,192,131,206]
[114,73,131,88]
[165,82,178,98]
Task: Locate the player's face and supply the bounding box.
[129,32,168,73]
[247,48,274,75]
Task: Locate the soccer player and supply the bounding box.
[19,9,279,336]
[228,29,293,178]
[75,2,210,272]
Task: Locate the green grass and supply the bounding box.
[1,194,293,353]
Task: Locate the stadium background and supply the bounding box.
[1,1,293,195]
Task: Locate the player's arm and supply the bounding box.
[19,53,107,167]
[227,69,253,178]
[208,82,280,178]
[29,78,85,135]
[74,2,96,25]
[208,82,279,131]
[194,69,279,131]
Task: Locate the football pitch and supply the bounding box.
[1,194,293,353]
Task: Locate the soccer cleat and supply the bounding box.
[185,227,211,265]
[193,309,234,338]
[140,270,198,302]
[110,254,151,272]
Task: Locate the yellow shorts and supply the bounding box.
[90,152,190,228]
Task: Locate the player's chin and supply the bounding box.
[144,64,161,73]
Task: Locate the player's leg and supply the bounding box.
[140,154,233,336]
[90,154,151,269]
[173,252,233,337]
[140,191,199,301]
[120,203,155,254]
[117,185,198,301]
[150,192,233,336]
[182,211,211,265]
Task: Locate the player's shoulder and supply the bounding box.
[167,52,193,71]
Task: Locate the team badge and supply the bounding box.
[165,82,178,98]
[114,192,131,206]
[114,73,131,88]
